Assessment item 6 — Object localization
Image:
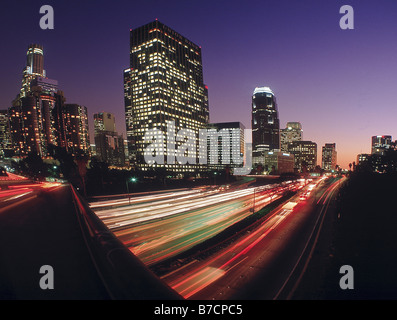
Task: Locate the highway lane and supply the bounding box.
[160,176,344,299]
[91,180,305,266]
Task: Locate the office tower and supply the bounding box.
[252,86,280,165]
[206,122,245,171]
[322,143,337,171]
[280,122,303,152]
[62,104,91,157]
[371,135,392,155]
[21,44,46,97]
[124,20,209,172]
[93,112,125,167]
[10,44,63,158]
[287,140,317,172]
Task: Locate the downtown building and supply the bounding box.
[321,143,337,171]
[371,135,392,155]
[93,112,125,167]
[124,20,209,173]
[280,122,303,152]
[251,86,280,166]
[9,44,90,159]
[287,140,317,172]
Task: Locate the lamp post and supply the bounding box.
[126,177,137,205]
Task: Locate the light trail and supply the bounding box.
[163,180,327,299]
[92,180,304,266]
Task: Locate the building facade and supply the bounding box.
[371,135,392,155]
[287,140,317,172]
[63,104,91,157]
[322,143,337,171]
[124,20,209,173]
[257,151,294,175]
[252,87,280,166]
[94,112,116,135]
[93,112,125,167]
[0,110,12,158]
[206,122,245,172]
[280,122,303,152]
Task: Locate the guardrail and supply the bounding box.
[70,184,182,300]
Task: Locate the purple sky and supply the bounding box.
[1,0,397,169]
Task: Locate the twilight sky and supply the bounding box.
[1,0,397,169]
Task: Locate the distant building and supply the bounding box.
[63,104,91,157]
[322,143,337,171]
[252,87,280,166]
[9,44,89,160]
[287,140,317,172]
[94,112,116,135]
[93,111,125,167]
[280,122,303,152]
[257,151,294,175]
[371,135,392,155]
[94,132,125,167]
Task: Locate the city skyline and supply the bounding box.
[1,0,397,169]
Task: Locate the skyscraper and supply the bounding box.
[322,143,337,171]
[10,44,89,159]
[21,44,45,97]
[63,104,91,157]
[124,20,209,172]
[252,86,280,165]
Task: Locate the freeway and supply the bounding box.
[159,176,345,299]
[90,180,306,267]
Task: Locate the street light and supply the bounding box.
[126,177,137,205]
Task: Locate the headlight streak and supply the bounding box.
[92,180,303,267]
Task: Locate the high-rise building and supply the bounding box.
[93,112,125,167]
[371,135,392,155]
[322,143,337,171]
[21,44,45,97]
[252,86,280,165]
[124,20,209,172]
[10,44,90,160]
[63,104,91,157]
[287,140,317,172]
[280,122,303,152]
[10,44,62,158]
